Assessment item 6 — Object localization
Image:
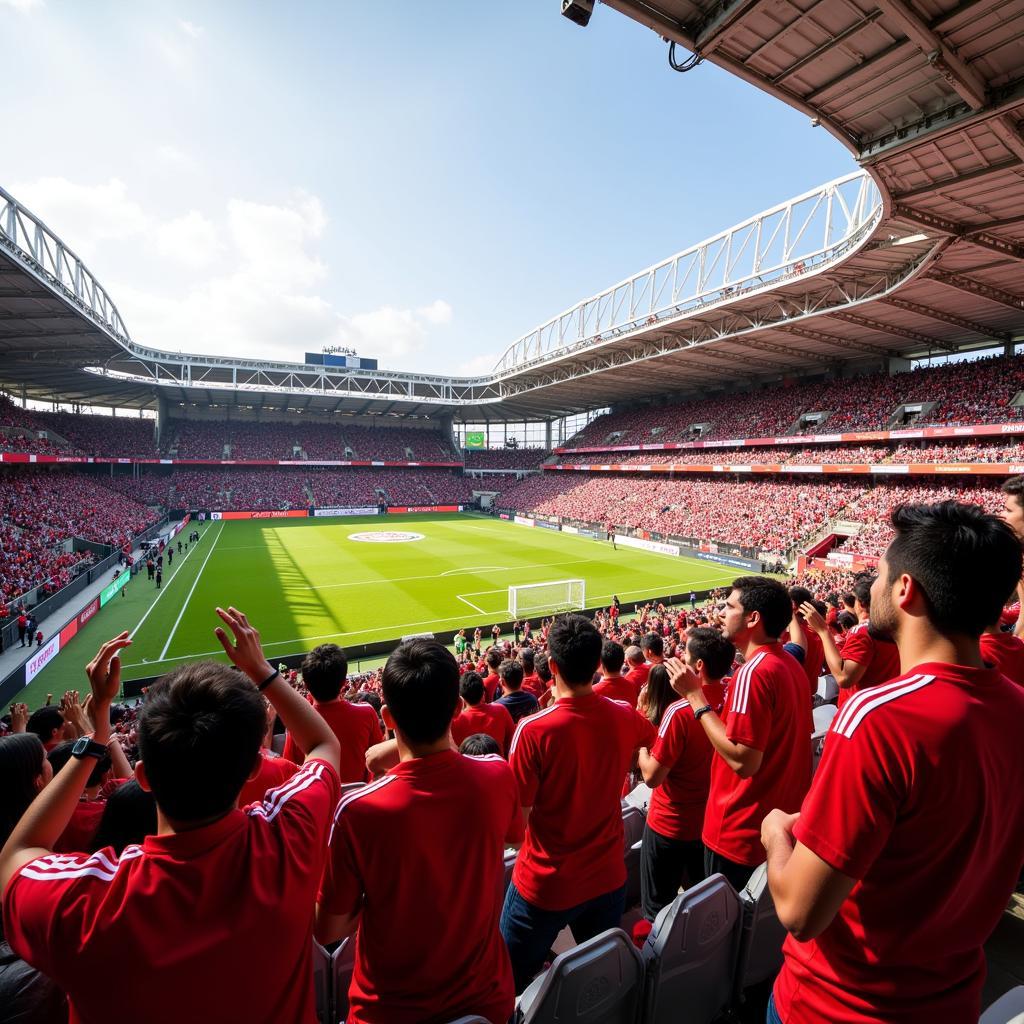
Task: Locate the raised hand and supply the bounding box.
[9,703,28,733]
[214,607,274,683]
[799,602,828,635]
[86,632,133,706]
[664,656,704,701]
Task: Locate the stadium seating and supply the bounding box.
[622,806,646,909]
[980,986,1024,1024]
[641,875,741,1024]
[464,448,550,470]
[733,864,787,1000]
[515,928,643,1024]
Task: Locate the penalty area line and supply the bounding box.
[456,594,488,615]
[158,524,225,662]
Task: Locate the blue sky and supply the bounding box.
[5,0,856,376]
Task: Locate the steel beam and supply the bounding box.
[928,271,1024,311]
[879,296,1011,340]
[779,325,894,355]
[825,310,955,349]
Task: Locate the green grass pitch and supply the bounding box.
[20,513,742,707]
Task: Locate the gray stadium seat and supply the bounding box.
[622,806,645,850]
[271,733,285,755]
[733,863,787,1000]
[981,986,1024,1024]
[812,703,837,732]
[331,937,356,1024]
[445,1018,493,1023]
[622,805,646,910]
[642,873,741,1024]
[516,927,643,1024]
[623,782,652,814]
[816,674,838,702]
[503,848,517,895]
[810,729,827,774]
[312,939,332,1024]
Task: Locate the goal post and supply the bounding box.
[508,579,586,618]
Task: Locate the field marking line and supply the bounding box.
[440,565,506,576]
[456,594,487,614]
[158,524,226,661]
[128,524,219,642]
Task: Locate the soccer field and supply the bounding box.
[22,513,742,705]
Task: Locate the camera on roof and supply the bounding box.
[561,0,595,28]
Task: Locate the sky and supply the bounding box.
[4,0,857,378]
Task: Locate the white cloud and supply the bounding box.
[457,352,499,376]
[0,0,44,10]
[177,19,204,38]
[9,176,453,367]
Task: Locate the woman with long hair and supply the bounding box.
[639,663,675,729]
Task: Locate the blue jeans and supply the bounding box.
[500,881,627,993]
[766,992,784,1024]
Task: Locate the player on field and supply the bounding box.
[764,502,1024,1024]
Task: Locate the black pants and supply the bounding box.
[703,845,757,892]
[641,823,705,921]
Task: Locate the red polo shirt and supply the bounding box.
[5,759,340,1024]
[980,631,1024,687]
[521,672,545,698]
[450,701,515,755]
[624,662,650,693]
[801,629,825,693]
[646,699,712,842]
[482,672,501,702]
[775,664,1024,1024]
[594,674,639,709]
[283,699,382,783]
[319,751,521,1024]
[238,747,300,807]
[838,622,901,707]
[509,692,656,910]
[702,644,812,867]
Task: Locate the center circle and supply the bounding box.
[348,531,425,544]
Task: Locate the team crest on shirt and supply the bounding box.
[348,531,425,543]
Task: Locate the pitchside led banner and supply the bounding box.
[465,432,485,449]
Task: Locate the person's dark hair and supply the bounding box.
[301,644,348,703]
[853,578,874,611]
[48,739,110,789]
[353,690,382,715]
[382,639,460,744]
[520,648,535,673]
[641,633,663,657]
[885,502,1022,637]
[458,733,502,757]
[731,576,792,638]
[812,599,828,616]
[535,652,551,683]
[459,670,485,705]
[498,659,524,691]
[92,780,157,854]
[26,706,63,745]
[789,585,814,607]
[842,591,856,610]
[0,734,46,845]
[600,639,626,675]
[1001,476,1024,505]
[644,665,675,728]
[546,614,602,686]
[686,627,735,680]
[837,611,858,631]
[485,648,503,671]
[138,662,266,823]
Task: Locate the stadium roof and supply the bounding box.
[1,0,1021,422]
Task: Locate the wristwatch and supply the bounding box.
[72,736,108,760]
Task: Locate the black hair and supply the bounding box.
[789,585,814,607]
[138,661,266,823]
[885,502,1022,637]
[353,690,382,715]
[498,659,524,691]
[1001,476,1024,505]
[91,780,157,854]
[644,664,675,729]
[485,648,503,670]
[641,633,663,657]
[600,639,626,675]
[520,648,535,672]
[301,644,348,703]
[459,670,485,705]
[458,733,502,758]
[0,734,46,846]
[837,611,858,631]
[686,627,735,680]
[535,652,552,683]
[853,578,874,610]
[546,614,602,686]
[730,576,792,639]
[26,706,63,745]
[48,739,110,789]
[842,592,856,609]
[382,638,460,744]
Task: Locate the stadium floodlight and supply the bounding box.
[561,0,594,28]
[509,579,586,618]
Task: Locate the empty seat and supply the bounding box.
[812,704,837,732]
[331,937,356,1024]
[312,939,332,1024]
[816,674,838,702]
[622,805,646,910]
[642,874,741,1024]
[516,928,643,1023]
[271,733,286,755]
[981,986,1024,1024]
[503,849,517,895]
[622,806,645,850]
[733,863,787,1000]
[623,782,652,814]
[810,729,827,774]
[445,1018,494,1024]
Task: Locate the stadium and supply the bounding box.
[0,2,1022,1023]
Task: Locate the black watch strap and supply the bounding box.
[694,704,714,722]
[72,737,108,760]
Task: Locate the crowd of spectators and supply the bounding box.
[463,448,550,470]
[565,352,1024,447]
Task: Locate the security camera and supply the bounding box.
[561,0,595,27]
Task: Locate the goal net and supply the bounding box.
[508,579,586,618]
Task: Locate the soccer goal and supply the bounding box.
[508,579,586,618]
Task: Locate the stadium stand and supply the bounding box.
[463,448,550,470]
